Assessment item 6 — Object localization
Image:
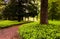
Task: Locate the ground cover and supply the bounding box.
[19,20,60,39]
[0,20,20,28]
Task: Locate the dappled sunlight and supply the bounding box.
[23,17,38,21]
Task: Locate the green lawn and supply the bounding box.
[0,20,32,28]
[49,20,60,25]
[0,20,20,28]
[19,20,60,39]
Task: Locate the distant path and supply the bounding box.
[0,25,21,39]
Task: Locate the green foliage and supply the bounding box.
[19,21,60,39]
[48,0,57,3]
[2,1,17,20]
[48,0,60,20]
[0,20,20,28]
[48,2,59,20]
[2,0,38,21]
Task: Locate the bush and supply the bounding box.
[19,22,60,39]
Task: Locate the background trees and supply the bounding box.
[48,0,60,20]
[48,2,58,20]
[0,0,60,23]
[2,0,38,22]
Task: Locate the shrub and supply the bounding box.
[19,22,60,39]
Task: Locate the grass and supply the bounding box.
[19,20,60,39]
[49,20,60,25]
[0,20,20,28]
[0,20,33,28]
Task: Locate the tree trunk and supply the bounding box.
[25,17,26,21]
[36,15,38,21]
[40,0,48,24]
[18,16,23,22]
[28,17,29,21]
[33,17,34,21]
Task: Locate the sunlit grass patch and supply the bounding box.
[0,20,20,28]
[49,20,60,25]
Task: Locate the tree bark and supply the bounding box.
[40,0,48,24]
[18,16,23,22]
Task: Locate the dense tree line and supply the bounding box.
[2,0,38,22]
[0,0,60,24]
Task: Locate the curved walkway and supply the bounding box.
[0,26,21,39]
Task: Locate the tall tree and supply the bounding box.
[40,0,48,24]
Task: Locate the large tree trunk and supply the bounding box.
[40,0,48,24]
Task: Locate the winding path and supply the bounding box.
[0,26,21,39]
